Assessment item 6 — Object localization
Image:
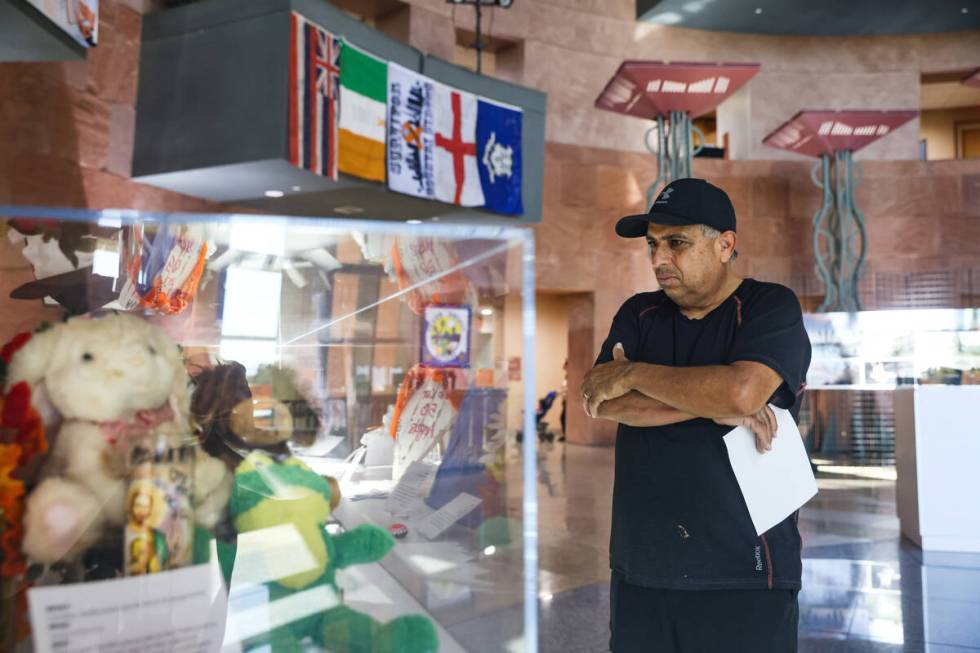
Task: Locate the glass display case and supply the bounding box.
[0,208,537,653]
[801,309,980,467]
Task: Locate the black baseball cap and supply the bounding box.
[615,178,736,238]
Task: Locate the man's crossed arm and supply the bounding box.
[582,343,783,453]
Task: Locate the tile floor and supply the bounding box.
[518,442,980,653]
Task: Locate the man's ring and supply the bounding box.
[584,392,592,402]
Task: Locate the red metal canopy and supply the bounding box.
[594,61,761,120]
[762,110,919,157]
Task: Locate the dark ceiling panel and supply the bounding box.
[637,0,980,36]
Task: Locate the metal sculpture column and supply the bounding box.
[764,110,918,311]
[595,61,760,207]
[643,111,703,208]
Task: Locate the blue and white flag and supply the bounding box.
[476,99,523,215]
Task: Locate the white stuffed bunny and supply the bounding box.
[4,313,232,564]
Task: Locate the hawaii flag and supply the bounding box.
[387,63,436,199]
[433,84,485,207]
[288,13,340,179]
[338,42,387,182]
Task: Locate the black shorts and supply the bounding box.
[610,572,799,652]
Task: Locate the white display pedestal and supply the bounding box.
[894,386,980,553]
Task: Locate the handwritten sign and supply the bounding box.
[393,377,456,481]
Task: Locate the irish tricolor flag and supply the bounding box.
[338,42,387,182]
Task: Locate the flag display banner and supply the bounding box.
[434,84,485,207]
[285,14,525,215]
[476,99,523,215]
[289,13,340,179]
[387,63,436,199]
[338,42,387,182]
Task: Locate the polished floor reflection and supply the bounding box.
[525,442,980,653]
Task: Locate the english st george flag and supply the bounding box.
[289,13,340,179]
[433,83,485,207]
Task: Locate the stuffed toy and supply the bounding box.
[190,361,321,468]
[191,362,293,469]
[2,313,232,565]
[218,451,438,653]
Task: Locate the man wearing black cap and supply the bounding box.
[582,178,811,652]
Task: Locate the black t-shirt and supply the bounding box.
[595,279,812,591]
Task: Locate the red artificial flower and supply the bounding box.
[0,383,47,463]
[0,332,32,366]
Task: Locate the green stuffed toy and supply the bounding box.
[215,451,438,653]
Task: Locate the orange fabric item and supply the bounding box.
[124,228,207,315]
[389,365,466,439]
[390,239,471,316]
[136,242,208,315]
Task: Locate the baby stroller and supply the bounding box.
[516,390,558,443]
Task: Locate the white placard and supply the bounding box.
[723,405,818,535]
[418,493,482,539]
[387,460,437,516]
[28,563,230,653]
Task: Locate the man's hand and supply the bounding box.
[582,343,633,418]
[714,405,778,453]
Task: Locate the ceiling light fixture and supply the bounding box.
[264,190,284,198]
[754,7,763,14]
[406,219,423,225]
[333,205,364,215]
[480,307,494,316]
[291,185,302,191]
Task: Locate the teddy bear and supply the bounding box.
[190,361,299,469]
[2,312,232,565]
[215,451,438,653]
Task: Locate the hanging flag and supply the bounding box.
[476,99,523,215]
[288,13,340,179]
[338,42,387,182]
[387,63,436,199]
[433,84,485,207]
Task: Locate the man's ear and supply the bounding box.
[717,231,737,263]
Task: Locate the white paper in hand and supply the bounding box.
[723,405,817,535]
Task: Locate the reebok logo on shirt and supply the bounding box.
[754,546,764,571]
